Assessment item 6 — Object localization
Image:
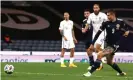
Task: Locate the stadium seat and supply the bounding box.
[32,47,37,51]
[1,40,88,51]
[19,46,25,51]
[44,40,50,44]
[43,47,49,51]
[37,47,44,51]
[38,44,44,47]
[49,44,55,47]
[39,40,45,44]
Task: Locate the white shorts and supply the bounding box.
[93,31,106,49]
[62,39,75,49]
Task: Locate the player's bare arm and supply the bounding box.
[123,30,133,37]
[59,29,67,41]
[72,29,78,43]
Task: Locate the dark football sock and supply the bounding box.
[89,59,102,73]
[109,63,122,73]
[89,55,94,66]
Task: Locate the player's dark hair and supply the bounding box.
[93,4,100,7]
[84,9,90,12]
[107,9,116,15]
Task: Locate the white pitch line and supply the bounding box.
[12,72,133,78]
[1,72,133,79]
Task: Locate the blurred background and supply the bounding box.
[1,1,133,52]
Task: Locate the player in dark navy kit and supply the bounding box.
[82,9,92,52]
[82,9,94,68]
[83,9,131,77]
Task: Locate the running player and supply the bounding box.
[85,4,108,70]
[83,9,130,77]
[59,12,78,67]
[82,9,94,69]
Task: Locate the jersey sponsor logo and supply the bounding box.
[99,17,101,20]
[1,8,50,30]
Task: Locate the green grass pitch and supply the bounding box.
[1,63,133,80]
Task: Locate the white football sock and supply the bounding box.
[70,57,74,64]
[60,57,64,64]
[100,63,103,66]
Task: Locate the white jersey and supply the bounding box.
[59,20,73,40]
[87,12,107,36]
[87,12,108,48]
[59,20,75,49]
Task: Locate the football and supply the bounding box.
[4,64,14,74]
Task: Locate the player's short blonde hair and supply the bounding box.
[64,12,69,15]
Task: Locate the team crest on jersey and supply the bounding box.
[107,25,110,27]
[116,24,120,30]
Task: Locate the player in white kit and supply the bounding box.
[59,12,78,67]
[86,4,108,70]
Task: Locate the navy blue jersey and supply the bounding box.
[82,18,93,41]
[92,18,128,46]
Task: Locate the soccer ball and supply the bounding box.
[4,64,14,74]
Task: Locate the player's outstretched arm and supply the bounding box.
[120,21,132,37]
[85,24,90,30]
[92,30,102,45]
[81,23,90,33]
[89,28,103,50]
[92,22,106,45]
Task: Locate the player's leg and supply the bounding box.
[85,42,94,70]
[95,43,103,70]
[60,48,67,67]
[95,43,102,53]
[94,31,105,70]
[86,48,94,69]
[60,39,67,67]
[69,40,77,67]
[83,46,111,77]
[83,51,104,77]
[69,48,77,67]
[106,48,126,76]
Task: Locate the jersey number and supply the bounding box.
[112,28,115,34]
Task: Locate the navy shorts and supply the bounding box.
[84,39,92,49]
[103,43,120,55]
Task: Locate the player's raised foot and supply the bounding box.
[69,63,77,67]
[87,66,92,70]
[96,65,103,71]
[60,64,67,67]
[117,72,126,76]
[83,72,91,77]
